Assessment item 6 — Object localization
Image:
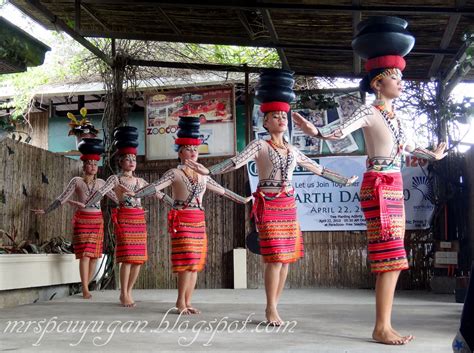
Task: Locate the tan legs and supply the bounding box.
[79,257,97,299]
[119,263,141,307]
[175,271,200,314]
[372,271,414,345]
[264,262,289,325]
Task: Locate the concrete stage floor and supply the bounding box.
[0,289,461,352]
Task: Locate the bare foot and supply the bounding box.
[391,328,414,343]
[265,307,283,326]
[119,294,135,308]
[175,301,190,315]
[127,292,135,306]
[82,292,92,299]
[373,329,411,345]
[186,306,201,314]
[175,306,191,315]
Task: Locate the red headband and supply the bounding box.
[365,55,406,72]
[80,154,101,161]
[175,138,201,146]
[118,147,137,155]
[260,102,290,113]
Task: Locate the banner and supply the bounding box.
[145,86,235,160]
[247,155,435,231]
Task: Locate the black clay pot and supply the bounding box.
[255,86,296,103]
[352,31,415,59]
[357,23,408,37]
[257,76,295,88]
[113,140,139,149]
[77,138,104,154]
[259,68,294,78]
[177,130,200,139]
[113,126,138,135]
[178,120,201,129]
[352,16,414,59]
[113,130,139,141]
[356,16,408,33]
[178,116,200,123]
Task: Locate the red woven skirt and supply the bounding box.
[360,171,409,273]
[168,209,207,273]
[252,190,304,264]
[72,210,104,259]
[112,207,148,265]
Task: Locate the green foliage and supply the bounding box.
[295,93,339,110]
[180,44,279,67]
[0,31,87,119]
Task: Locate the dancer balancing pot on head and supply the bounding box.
[84,126,173,308]
[133,116,252,315]
[292,16,447,345]
[31,111,116,299]
[185,68,358,326]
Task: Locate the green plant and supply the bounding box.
[295,93,339,110]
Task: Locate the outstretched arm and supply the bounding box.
[32,177,80,214]
[134,170,175,199]
[205,177,252,204]
[295,149,358,186]
[84,175,119,207]
[404,141,447,161]
[186,139,263,175]
[292,105,372,140]
[137,177,174,206]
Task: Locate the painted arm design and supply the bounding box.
[84,175,118,207]
[295,150,356,186]
[134,170,175,199]
[208,139,262,175]
[44,177,79,213]
[318,105,372,139]
[206,177,249,204]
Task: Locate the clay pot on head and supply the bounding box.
[77,138,105,155]
[113,140,139,149]
[352,15,415,59]
[255,85,296,104]
[177,130,200,139]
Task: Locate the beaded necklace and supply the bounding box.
[267,140,292,182]
[374,105,404,150]
[83,177,97,196]
[178,165,201,208]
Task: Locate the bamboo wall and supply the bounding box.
[0,139,433,289]
[15,111,49,150]
[0,138,82,247]
[132,156,432,290]
[0,140,433,289]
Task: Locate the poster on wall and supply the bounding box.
[145,86,236,160]
[291,91,364,155]
[291,109,326,154]
[247,155,435,231]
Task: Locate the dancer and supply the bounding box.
[133,116,252,315]
[32,120,112,299]
[186,68,357,325]
[85,126,172,307]
[292,16,446,344]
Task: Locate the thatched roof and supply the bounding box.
[9,0,474,81]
